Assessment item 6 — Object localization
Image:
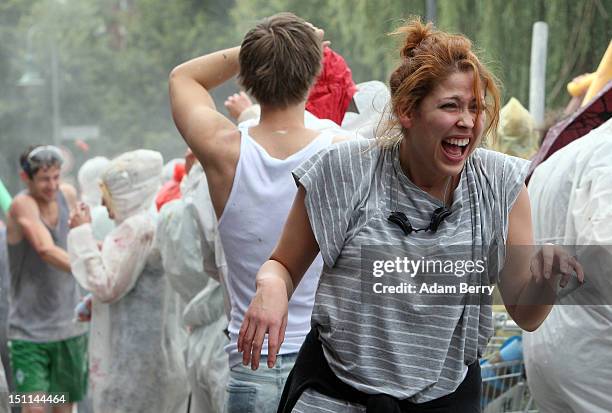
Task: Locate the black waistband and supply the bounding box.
[278,328,481,413]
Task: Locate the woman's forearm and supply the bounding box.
[256,259,295,300]
[500,252,556,331]
[504,282,555,332]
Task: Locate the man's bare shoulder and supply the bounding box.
[182,105,238,148]
[206,127,242,165]
[60,183,77,196]
[217,127,241,144]
[8,194,39,238]
[10,193,39,217]
[60,183,78,208]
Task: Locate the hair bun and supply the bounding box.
[396,19,434,59]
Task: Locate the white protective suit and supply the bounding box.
[77,157,115,241]
[68,150,189,413]
[237,81,390,141]
[524,119,612,412]
[161,158,185,184]
[157,163,229,413]
[341,80,390,139]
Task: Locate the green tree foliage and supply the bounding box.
[1,0,238,193]
[0,0,45,192]
[438,0,611,108]
[1,0,609,194]
[230,0,426,83]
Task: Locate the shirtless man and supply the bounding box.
[6,145,87,413]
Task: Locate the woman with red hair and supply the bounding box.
[239,19,582,412]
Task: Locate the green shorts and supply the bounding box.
[8,334,88,403]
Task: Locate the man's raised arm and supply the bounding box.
[169,47,241,166]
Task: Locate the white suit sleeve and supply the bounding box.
[68,214,154,303]
[572,166,612,244]
[157,199,208,304]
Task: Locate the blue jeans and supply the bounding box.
[224,354,297,413]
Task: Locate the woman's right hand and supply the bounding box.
[238,188,320,369]
[238,276,289,370]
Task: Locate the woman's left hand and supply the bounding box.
[530,244,585,288]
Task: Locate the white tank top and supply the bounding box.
[218,125,333,367]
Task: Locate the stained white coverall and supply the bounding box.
[77,156,114,241]
[524,119,612,412]
[157,163,229,413]
[68,150,189,413]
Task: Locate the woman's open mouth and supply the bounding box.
[441,137,470,162]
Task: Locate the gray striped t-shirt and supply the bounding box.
[292,138,529,408]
